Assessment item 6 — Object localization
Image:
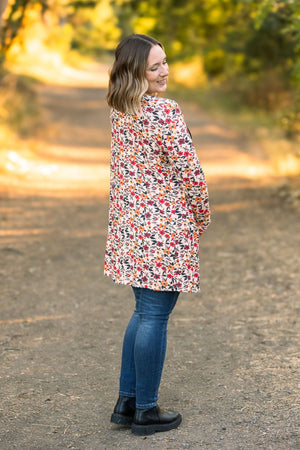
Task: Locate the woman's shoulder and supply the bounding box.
[109,95,182,123]
[142,95,181,115]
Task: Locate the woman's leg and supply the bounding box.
[111,291,140,426]
[118,310,139,397]
[118,287,179,400]
[133,287,179,409]
[112,287,180,432]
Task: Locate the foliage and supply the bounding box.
[68,0,121,55]
[110,0,300,138]
[0,70,40,141]
[0,0,121,65]
[1,0,300,140]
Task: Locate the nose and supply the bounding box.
[161,64,169,77]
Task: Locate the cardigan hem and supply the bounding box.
[103,272,201,294]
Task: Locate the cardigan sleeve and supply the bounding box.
[161,101,211,234]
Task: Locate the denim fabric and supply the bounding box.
[119,287,179,409]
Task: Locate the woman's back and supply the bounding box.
[105,94,210,292]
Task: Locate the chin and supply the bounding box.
[157,85,167,94]
[146,85,168,96]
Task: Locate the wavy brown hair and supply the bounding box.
[107,34,163,114]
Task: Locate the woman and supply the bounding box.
[105,34,210,436]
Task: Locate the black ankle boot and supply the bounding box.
[132,405,182,435]
[111,396,136,426]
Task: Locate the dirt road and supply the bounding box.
[0,67,299,449]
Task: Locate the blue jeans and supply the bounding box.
[119,287,180,409]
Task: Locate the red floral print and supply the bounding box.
[104,95,210,292]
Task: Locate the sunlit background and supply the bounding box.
[0,0,300,196]
[1,6,299,447]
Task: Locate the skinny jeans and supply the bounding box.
[119,287,179,409]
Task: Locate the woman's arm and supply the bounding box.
[160,101,211,234]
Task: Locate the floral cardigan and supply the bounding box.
[104,94,210,292]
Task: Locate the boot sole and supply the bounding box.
[131,414,182,435]
[111,412,133,426]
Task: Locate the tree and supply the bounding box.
[0,1,48,53]
[0,0,9,28]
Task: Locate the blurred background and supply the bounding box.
[0,0,300,183]
[1,5,299,448]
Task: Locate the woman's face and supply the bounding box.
[145,45,169,95]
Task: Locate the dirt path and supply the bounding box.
[0,68,299,449]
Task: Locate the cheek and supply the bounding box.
[146,72,156,82]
